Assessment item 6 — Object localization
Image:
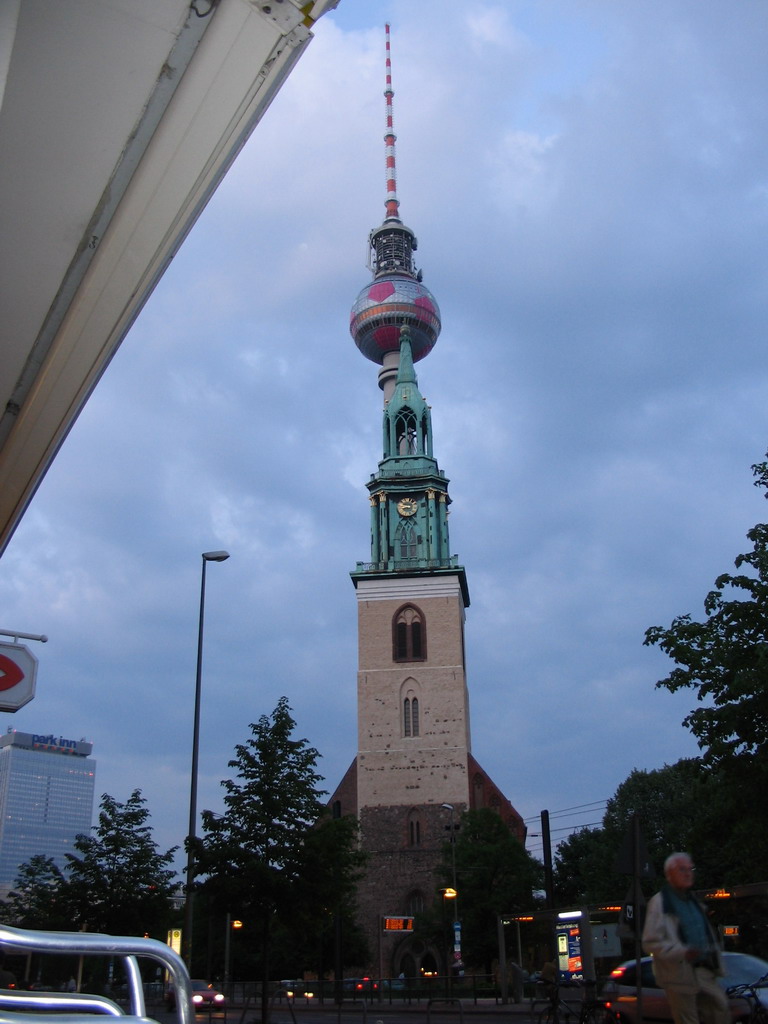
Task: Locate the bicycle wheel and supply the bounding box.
[581,1002,619,1024]
[538,1005,559,1024]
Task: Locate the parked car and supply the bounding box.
[166,979,226,1011]
[602,953,768,1023]
[380,978,406,992]
[343,977,379,997]
[275,981,315,999]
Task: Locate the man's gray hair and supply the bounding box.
[664,852,691,877]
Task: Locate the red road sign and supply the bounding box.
[0,642,38,711]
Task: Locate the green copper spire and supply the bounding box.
[382,329,433,462]
[352,328,468,605]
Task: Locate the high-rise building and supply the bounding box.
[329,27,525,978]
[0,729,96,897]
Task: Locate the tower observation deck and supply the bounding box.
[349,25,441,392]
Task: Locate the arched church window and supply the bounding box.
[403,692,421,733]
[407,890,425,916]
[405,806,423,847]
[393,605,426,662]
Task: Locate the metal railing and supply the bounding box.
[0,924,192,1024]
[354,556,461,573]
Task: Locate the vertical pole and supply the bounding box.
[633,814,643,1023]
[497,917,508,1005]
[224,914,231,995]
[332,800,343,1005]
[183,550,228,970]
[184,556,208,968]
[541,811,554,910]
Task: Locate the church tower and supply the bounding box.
[330,26,524,978]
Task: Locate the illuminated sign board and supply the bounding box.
[556,921,583,980]
[382,917,414,932]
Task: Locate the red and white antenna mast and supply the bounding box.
[366,24,418,277]
[384,22,400,222]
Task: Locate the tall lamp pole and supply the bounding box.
[183,550,230,969]
[441,803,457,890]
[442,803,460,987]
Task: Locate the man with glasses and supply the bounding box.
[642,852,728,1024]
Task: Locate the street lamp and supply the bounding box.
[441,804,461,988]
[183,550,230,969]
[441,803,457,891]
[224,914,242,994]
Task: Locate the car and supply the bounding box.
[342,977,379,997]
[166,979,226,1011]
[602,953,768,1023]
[275,981,315,1000]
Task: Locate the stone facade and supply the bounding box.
[356,575,470,810]
[328,571,526,977]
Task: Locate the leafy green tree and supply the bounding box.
[428,808,542,974]
[64,789,177,936]
[552,826,616,907]
[0,854,69,928]
[645,453,768,881]
[552,760,717,904]
[194,698,366,1021]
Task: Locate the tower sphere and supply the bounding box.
[350,272,441,365]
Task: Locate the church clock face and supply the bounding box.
[397,497,418,517]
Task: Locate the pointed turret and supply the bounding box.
[382,327,433,461]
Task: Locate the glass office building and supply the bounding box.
[0,729,95,896]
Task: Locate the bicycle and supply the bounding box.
[535,982,619,1024]
[726,971,768,1024]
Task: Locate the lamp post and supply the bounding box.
[441,803,457,891]
[441,887,457,996]
[183,550,229,969]
[441,804,460,988]
[224,914,242,995]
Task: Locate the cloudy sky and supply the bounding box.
[2,0,768,869]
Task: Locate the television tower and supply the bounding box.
[349,23,441,399]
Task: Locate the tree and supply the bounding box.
[193,698,366,1020]
[429,808,542,974]
[645,453,768,880]
[552,827,616,907]
[552,760,718,904]
[64,789,177,937]
[0,854,69,929]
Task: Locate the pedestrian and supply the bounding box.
[642,852,729,1024]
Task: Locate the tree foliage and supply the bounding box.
[552,759,716,905]
[0,791,177,943]
[64,789,177,935]
[645,455,768,768]
[425,808,542,974]
[193,698,366,1016]
[0,855,69,929]
[644,453,768,880]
